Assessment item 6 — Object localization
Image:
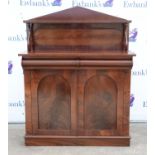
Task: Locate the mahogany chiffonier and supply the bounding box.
[19,7,135,146]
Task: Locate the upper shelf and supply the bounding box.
[24,6,131,24]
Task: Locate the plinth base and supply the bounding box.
[25,135,130,146]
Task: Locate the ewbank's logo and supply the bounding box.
[129,28,138,42]
[72,0,114,8]
[123,0,147,8]
[52,0,62,6]
[104,0,113,7]
[132,69,147,76]
[130,94,135,107]
[8,60,13,74]
[20,0,62,7]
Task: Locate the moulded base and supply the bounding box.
[25,135,130,146]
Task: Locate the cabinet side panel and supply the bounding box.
[84,74,117,130]
[24,70,33,134]
[37,75,71,130]
[123,70,131,135]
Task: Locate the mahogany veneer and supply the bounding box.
[20,7,135,146]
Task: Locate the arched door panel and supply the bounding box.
[38,75,71,130]
[77,70,124,136]
[31,70,77,136]
[84,75,117,130]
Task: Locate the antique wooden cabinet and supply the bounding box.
[20,7,135,146]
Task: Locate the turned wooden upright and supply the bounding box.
[20,7,135,146]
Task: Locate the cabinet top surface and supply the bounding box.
[24,6,130,24]
[19,52,135,59]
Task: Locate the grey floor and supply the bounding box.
[8,123,147,155]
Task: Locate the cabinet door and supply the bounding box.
[31,70,77,136]
[78,69,129,136]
